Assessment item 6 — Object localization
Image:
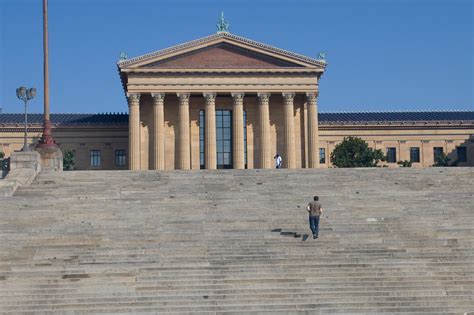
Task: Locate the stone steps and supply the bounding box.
[0,168,473,313]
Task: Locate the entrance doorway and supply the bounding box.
[200,109,244,169]
[216,110,232,169]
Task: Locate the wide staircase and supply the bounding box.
[0,168,473,314]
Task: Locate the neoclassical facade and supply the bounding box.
[1,33,473,170]
[117,32,327,170]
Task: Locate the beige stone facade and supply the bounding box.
[0,124,128,171]
[0,115,473,170]
[117,32,325,170]
[1,33,472,170]
[319,123,474,168]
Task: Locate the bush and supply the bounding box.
[433,153,458,167]
[397,160,412,167]
[63,150,75,171]
[330,136,385,168]
[0,152,4,159]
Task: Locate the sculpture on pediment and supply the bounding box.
[217,11,229,33]
[317,51,326,61]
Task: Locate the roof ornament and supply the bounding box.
[119,51,128,61]
[317,51,326,62]
[216,11,229,33]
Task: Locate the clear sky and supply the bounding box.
[0,0,472,114]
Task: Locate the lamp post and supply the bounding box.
[16,87,36,151]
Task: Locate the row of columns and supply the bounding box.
[127,92,319,170]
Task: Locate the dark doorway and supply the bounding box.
[216,110,233,169]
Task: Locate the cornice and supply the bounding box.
[122,68,322,74]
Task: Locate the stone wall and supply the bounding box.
[0,122,472,170]
[0,151,41,199]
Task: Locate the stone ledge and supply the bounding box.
[9,151,42,173]
[0,151,41,199]
[0,179,18,198]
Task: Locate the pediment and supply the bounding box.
[119,33,326,70]
[143,43,303,69]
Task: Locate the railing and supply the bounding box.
[1,157,10,179]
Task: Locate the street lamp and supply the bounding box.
[16,86,36,151]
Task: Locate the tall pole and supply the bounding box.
[38,0,56,148]
[43,0,49,123]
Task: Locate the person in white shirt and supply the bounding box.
[274,154,282,169]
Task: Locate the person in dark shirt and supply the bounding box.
[306,196,323,239]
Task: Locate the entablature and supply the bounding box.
[125,85,319,94]
[120,68,323,74]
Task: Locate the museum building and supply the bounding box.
[1,30,473,170]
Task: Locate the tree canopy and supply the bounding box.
[63,150,75,171]
[330,136,385,168]
[433,153,458,167]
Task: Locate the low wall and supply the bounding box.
[0,151,41,199]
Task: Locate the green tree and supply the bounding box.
[330,136,385,168]
[63,150,75,171]
[433,153,458,167]
[0,152,6,174]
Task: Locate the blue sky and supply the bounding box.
[0,0,472,114]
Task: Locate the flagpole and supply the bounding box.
[38,0,56,148]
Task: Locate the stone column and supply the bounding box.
[127,93,141,170]
[283,93,296,169]
[306,92,320,168]
[204,93,217,170]
[232,93,245,169]
[151,93,165,170]
[258,93,271,169]
[177,93,190,170]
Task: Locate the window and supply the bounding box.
[457,146,467,162]
[386,147,396,163]
[433,147,443,162]
[115,150,126,166]
[199,111,205,169]
[90,150,101,167]
[410,147,420,163]
[319,148,326,164]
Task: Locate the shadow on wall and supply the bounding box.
[1,151,9,178]
[31,136,40,150]
[443,135,473,167]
